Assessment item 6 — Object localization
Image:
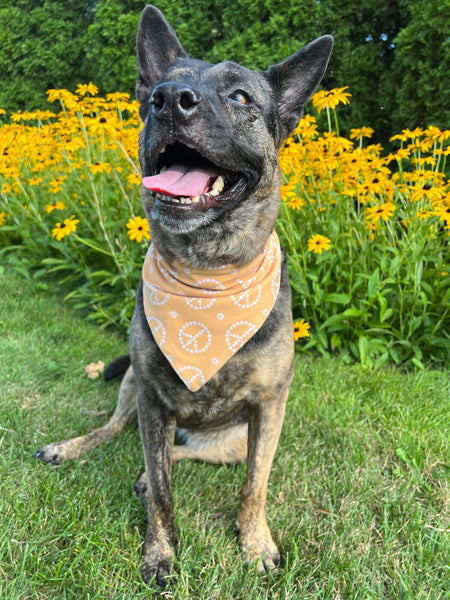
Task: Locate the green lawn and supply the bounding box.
[0,271,448,599]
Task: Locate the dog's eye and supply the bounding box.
[229,90,251,105]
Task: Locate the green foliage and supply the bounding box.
[0,0,96,112]
[390,0,450,132]
[0,0,448,142]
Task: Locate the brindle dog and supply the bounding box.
[34,5,332,586]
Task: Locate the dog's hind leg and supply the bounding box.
[172,424,248,464]
[34,366,137,464]
[133,423,248,503]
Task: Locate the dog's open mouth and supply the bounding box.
[142,143,247,211]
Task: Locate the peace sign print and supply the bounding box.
[194,277,226,295]
[231,283,262,309]
[271,269,280,299]
[144,282,170,306]
[225,320,257,352]
[179,321,212,354]
[185,296,216,310]
[147,316,166,346]
[176,365,206,390]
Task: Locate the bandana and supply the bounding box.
[142,231,281,391]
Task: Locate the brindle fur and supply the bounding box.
[34,5,332,587]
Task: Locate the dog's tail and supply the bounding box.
[104,355,131,381]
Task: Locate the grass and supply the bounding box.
[0,270,448,599]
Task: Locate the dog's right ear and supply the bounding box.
[136,5,188,121]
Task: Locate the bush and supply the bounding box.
[0,85,449,366]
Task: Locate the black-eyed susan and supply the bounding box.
[293,114,318,139]
[350,127,374,140]
[411,182,444,203]
[48,177,65,194]
[434,203,450,226]
[308,234,331,254]
[127,173,142,186]
[365,202,396,224]
[286,196,306,211]
[312,87,351,113]
[0,211,8,226]
[293,319,310,340]
[51,215,79,241]
[126,215,150,243]
[45,201,66,213]
[76,83,99,97]
[89,161,112,175]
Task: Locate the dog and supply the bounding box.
[34,5,332,586]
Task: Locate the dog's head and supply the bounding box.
[136,5,332,261]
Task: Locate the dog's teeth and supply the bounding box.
[192,196,200,203]
[211,175,224,194]
[160,146,166,154]
[209,188,220,197]
[160,166,167,173]
[180,197,192,205]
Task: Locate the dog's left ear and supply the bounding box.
[265,36,334,138]
[136,5,188,121]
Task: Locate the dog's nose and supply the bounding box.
[150,83,201,120]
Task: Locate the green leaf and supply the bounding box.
[342,307,364,318]
[324,293,350,304]
[358,336,370,364]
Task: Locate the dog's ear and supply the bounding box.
[265,36,334,138]
[136,5,188,121]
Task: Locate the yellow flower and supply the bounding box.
[126,173,142,186]
[293,115,318,139]
[286,196,306,210]
[126,216,150,243]
[411,182,443,203]
[387,148,411,162]
[312,87,351,113]
[87,115,118,136]
[0,212,8,226]
[45,201,66,213]
[308,234,331,254]
[76,83,99,97]
[89,161,111,175]
[423,126,450,144]
[52,215,79,241]
[48,177,65,194]
[365,202,396,224]
[293,319,310,340]
[434,204,450,226]
[350,127,374,140]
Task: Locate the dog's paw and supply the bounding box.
[140,542,174,587]
[33,443,66,464]
[239,523,281,573]
[133,471,148,508]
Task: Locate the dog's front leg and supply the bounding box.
[236,387,289,572]
[137,389,177,587]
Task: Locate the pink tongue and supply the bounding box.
[142,163,217,197]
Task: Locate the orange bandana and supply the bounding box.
[142,231,281,391]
